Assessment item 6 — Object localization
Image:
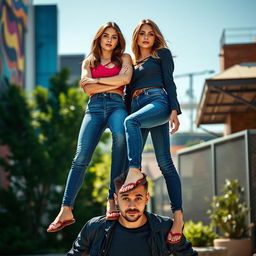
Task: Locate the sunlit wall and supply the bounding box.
[0,0,28,88]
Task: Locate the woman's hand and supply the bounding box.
[80,77,98,90]
[169,110,180,134]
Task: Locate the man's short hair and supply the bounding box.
[114,171,148,193]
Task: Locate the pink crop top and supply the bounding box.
[90,62,125,93]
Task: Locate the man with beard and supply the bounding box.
[67,172,197,256]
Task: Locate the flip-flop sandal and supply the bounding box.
[106,210,120,220]
[167,225,184,244]
[47,218,75,232]
[119,173,147,194]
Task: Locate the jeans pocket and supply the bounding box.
[86,99,103,114]
[110,95,126,110]
[88,95,98,103]
[87,102,101,109]
[111,94,124,102]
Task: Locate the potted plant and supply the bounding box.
[207,179,252,256]
[184,221,227,256]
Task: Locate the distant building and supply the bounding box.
[59,54,85,83]
[34,5,58,89]
[177,28,256,252]
[0,0,29,189]
[196,27,256,135]
[0,2,58,189]
[0,0,28,89]
[0,2,58,91]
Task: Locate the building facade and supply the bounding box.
[0,0,28,88]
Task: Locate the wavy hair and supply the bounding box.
[132,19,168,61]
[87,22,125,68]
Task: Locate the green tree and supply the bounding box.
[0,69,110,253]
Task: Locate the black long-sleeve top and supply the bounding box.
[125,48,181,115]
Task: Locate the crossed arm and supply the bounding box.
[79,53,133,95]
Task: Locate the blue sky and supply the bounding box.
[34,0,256,132]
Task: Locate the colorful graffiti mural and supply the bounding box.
[0,0,28,87]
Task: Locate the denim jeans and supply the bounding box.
[62,93,128,207]
[124,88,182,212]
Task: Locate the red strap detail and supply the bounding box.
[103,61,112,66]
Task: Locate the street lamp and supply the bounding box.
[174,70,215,132]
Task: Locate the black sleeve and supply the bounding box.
[158,48,182,115]
[168,235,198,256]
[67,220,94,256]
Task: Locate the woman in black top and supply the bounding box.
[119,19,184,243]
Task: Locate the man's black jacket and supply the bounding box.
[67,212,198,256]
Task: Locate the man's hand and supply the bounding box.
[169,110,180,134]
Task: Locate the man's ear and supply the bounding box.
[145,192,150,205]
[114,193,118,205]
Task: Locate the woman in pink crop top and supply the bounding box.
[47,22,132,232]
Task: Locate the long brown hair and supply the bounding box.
[87,22,125,68]
[132,19,168,61]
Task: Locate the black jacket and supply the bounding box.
[67,212,198,256]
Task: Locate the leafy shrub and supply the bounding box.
[207,179,249,239]
[183,220,217,247]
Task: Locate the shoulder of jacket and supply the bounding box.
[81,215,106,233]
[147,212,172,228]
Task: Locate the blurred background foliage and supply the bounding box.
[0,68,111,253]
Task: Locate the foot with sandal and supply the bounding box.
[119,168,146,194]
[47,206,75,233]
[48,199,120,232]
[106,199,120,220]
[167,210,184,244]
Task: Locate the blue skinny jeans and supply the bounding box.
[62,93,128,207]
[124,88,182,212]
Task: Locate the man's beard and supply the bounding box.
[121,209,143,222]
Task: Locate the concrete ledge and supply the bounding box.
[194,247,228,256]
[1,254,66,256]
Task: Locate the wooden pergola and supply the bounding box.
[196,63,256,134]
